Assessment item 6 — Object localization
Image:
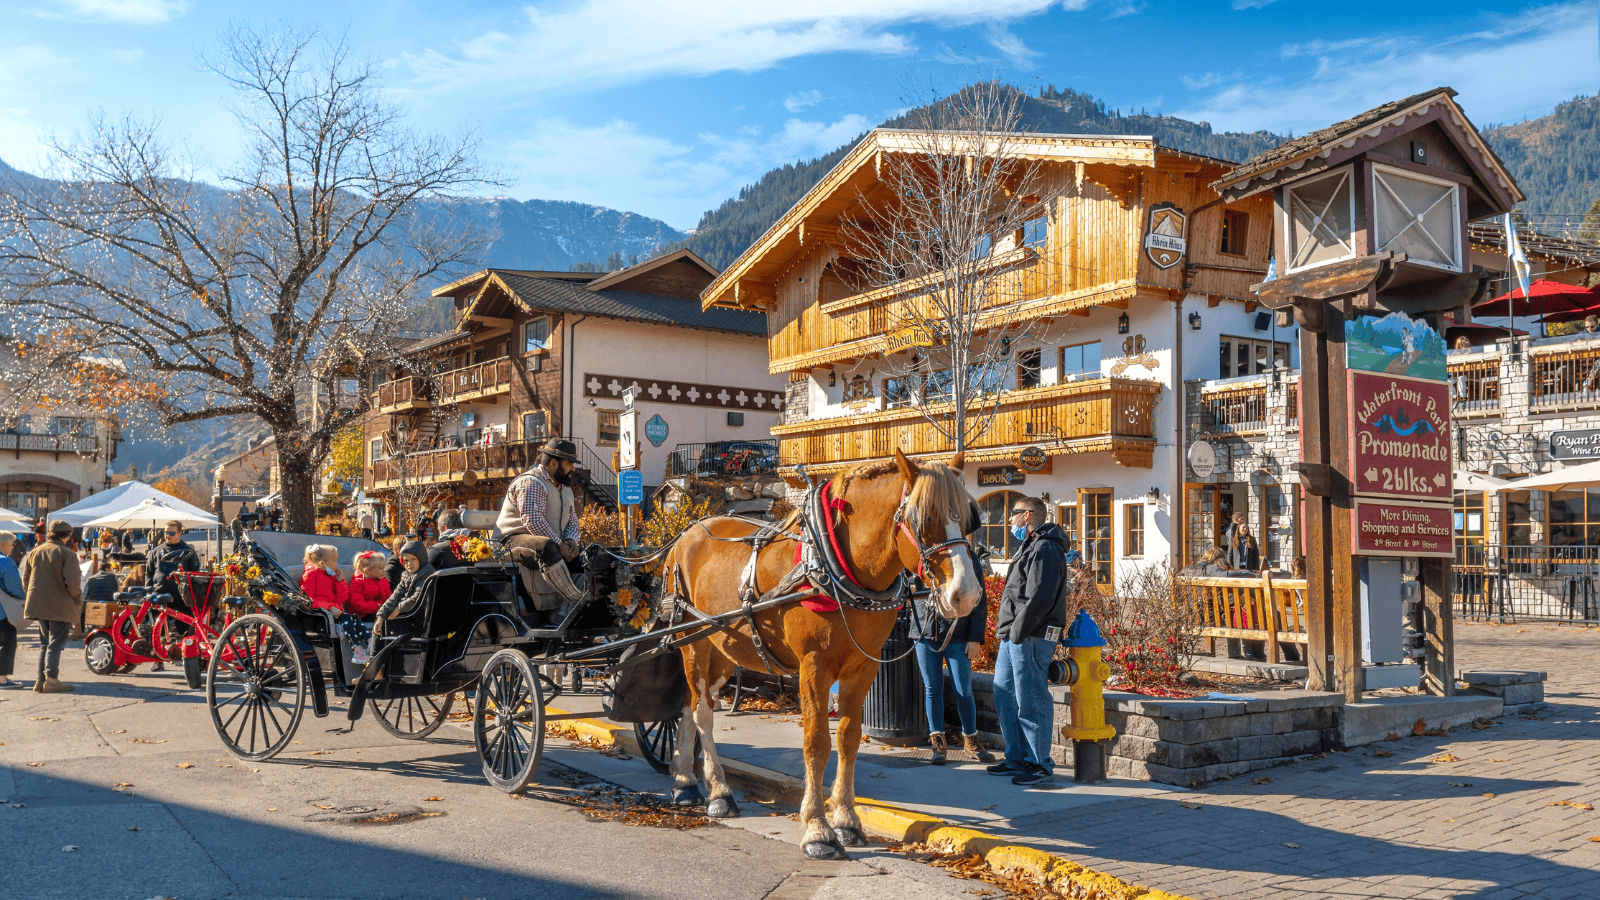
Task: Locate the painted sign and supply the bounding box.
[644,414,669,448]
[1018,446,1049,472]
[618,469,644,506]
[619,410,639,469]
[1143,202,1187,269]
[977,466,1025,487]
[1187,439,1217,479]
[884,324,936,354]
[1349,370,1452,502]
[1352,499,1454,557]
[1346,310,1448,381]
[1551,428,1600,460]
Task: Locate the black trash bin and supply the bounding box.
[862,604,927,745]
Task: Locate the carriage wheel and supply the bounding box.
[206,614,306,762]
[634,708,702,776]
[473,650,545,793]
[85,633,119,677]
[373,691,455,740]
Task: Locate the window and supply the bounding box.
[524,317,550,354]
[1021,216,1047,249]
[1548,489,1600,546]
[1373,165,1460,271]
[522,410,548,441]
[1060,341,1102,381]
[1284,167,1355,272]
[924,363,1004,404]
[1081,490,1112,585]
[596,410,620,447]
[370,438,384,463]
[1186,485,1220,564]
[1219,210,1249,256]
[1219,336,1290,379]
[977,491,1025,559]
[883,376,917,409]
[1057,503,1079,551]
[1454,490,1485,550]
[971,233,992,260]
[1016,349,1042,390]
[52,417,90,435]
[1124,503,1145,558]
[464,428,483,446]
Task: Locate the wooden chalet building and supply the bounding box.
[362,250,781,527]
[701,128,1277,582]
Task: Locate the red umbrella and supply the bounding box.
[1473,279,1600,317]
[1446,323,1526,346]
[1540,300,1600,324]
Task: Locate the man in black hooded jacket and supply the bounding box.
[988,495,1069,786]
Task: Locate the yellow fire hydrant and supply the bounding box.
[1061,609,1116,783]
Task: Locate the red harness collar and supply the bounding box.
[797,479,863,613]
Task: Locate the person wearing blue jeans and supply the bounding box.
[988,496,1071,787]
[908,586,989,764]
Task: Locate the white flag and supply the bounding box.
[1505,214,1532,299]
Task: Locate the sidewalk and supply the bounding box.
[546,622,1600,899]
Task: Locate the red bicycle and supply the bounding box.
[84,573,237,689]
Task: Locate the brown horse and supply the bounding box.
[663,449,983,860]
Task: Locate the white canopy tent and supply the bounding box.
[50,480,217,527]
[1493,460,1600,493]
[0,506,31,527]
[82,498,219,530]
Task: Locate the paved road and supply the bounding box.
[0,638,980,900]
[994,621,1600,900]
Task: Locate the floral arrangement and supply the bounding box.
[219,553,300,613]
[461,536,500,563]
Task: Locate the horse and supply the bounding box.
[662,448,984,860]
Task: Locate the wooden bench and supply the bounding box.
[1181,573,1309,665]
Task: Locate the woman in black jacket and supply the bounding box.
[908,583,991,764]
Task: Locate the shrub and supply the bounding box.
[1074,563,1202,693]
[578,503,625,546]
[641,495,711,547]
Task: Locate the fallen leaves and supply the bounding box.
[25,762,45,767]
[61,845,77,852]
[1373,750,1393,758]
[1384,732,1401,742]
[128,738,168,745]
[1283,842,1299,849]
[1590,837,1600,843]
[1413,719,1446,738]
[175,763,194,769]
[1470,718,1496,730]
[1550,801,1594,811]
[1430,754,1461,764]
[1490,758,1509,763]
[1179,801,1203,810]
[1252,777,1272,785]
[27,716,58,721]
[1448,782,1474,788]
[423,796,443,802]
[108,729,126,735]
[564,785,709,830]
[1482,793,1496,799]
[114,782,134,789]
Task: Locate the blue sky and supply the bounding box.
[0,0,1594,230]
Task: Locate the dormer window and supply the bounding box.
[1372,165,1461,271]
[1284,167,1356,272]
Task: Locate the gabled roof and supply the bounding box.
[583,248,718,296]
[1211,87,1523,209]
[433,268,765,336]
[701,127,1230,311]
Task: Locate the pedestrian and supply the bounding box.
[230,514,244,546]
[146,520,201,603]
[0,532,24,688]
[8,532,25,567]
[909,581,990,764]
[987,495,1068,787]
[385,536,408,589]
[358,509,374,541]
[22,520,84,693]
[1231,530,1260,573]
[119,529,134,554]
[82,554,119,606]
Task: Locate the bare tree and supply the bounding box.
[0,25,495,531]
[841,81,1053,454]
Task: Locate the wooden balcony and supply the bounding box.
[370,376,430,414]
[771,376,1161,474]
[1448,356,1501,417]
[1530,343,1600,412]
[368,438,540,490]
[369,357,514,414]
[1199,381,1270,436]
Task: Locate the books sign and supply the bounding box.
[977,466,1024,487]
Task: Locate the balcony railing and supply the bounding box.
[0,433,99,454]
[369,438,540,490]
[370,357,514,412]
[1199,382,1270,435]
[772,376,1160,470]
[1448,357,1501,415]
[1530,345,1600,411]
[371,376,428,411]
[666,440,780,478]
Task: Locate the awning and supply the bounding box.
[51,480,217,527]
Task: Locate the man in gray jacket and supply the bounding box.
[987,495,1069,786]
[22,520,83,693]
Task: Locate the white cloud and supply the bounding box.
[400,0,1073,97]
[38,0,189,23]
[1232,0,1281,8]
[1177,2,1598,136]
[784,90,823,112]
[986,25,1040,67]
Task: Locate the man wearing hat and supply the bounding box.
[496,438,585,607]
[21,520,83,693]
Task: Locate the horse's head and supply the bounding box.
[890,449,983,620]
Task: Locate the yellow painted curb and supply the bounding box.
[543,706,643,757]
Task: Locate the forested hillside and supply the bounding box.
[1485,94,1600,221]
[671,83,1285,269]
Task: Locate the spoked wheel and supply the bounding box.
[373,691,455,740]
[634,707,702,775]
[206,614,307,761]
[85,632,119,676]
[474,650,545,793]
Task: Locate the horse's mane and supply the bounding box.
[837,458,969,536]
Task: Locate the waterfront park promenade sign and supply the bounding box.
[1347,311,1452,557]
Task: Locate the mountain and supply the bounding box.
[463,196,686,271]
[1484,94,1600,220]
[671,83,1286,269]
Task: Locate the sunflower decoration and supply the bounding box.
[262,591,282,607]
[462,537,501,563]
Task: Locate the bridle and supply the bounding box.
[891,485,975,594]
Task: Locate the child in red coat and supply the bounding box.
[300,545,349,612]
[348,552,391,617]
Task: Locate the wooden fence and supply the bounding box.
[1181,573,1309,665]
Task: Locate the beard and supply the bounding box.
[551,469,572,486]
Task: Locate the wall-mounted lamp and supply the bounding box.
[586,398,597,408]
[1146,487,1161,501]
[1189,312,1203,331]
[828,370,836,387]
[1117,312,1130,335]
[999,336,1012,357]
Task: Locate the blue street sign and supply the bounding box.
[618,469,645,506]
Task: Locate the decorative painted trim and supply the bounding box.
[583,373,785,411]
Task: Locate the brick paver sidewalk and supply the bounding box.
[987,621,1600,900]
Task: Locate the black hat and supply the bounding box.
[540,438,580,463]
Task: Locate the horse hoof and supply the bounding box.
[670,786,704,807]
[803,840,849,861]
[707,796,741,818]
[833,826,868,847]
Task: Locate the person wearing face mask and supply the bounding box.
[496,438,585,608]
[987,495,1069,787]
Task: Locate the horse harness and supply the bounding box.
[657,468,975,675]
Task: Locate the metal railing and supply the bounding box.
[666,440,780,478]
[0,433,99,453]
[1199,382,1270,434]
[1455,543,1600,624]
[1448,358,1501,414]
[573,439,618,509]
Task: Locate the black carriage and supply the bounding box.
[205,529,681,792]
